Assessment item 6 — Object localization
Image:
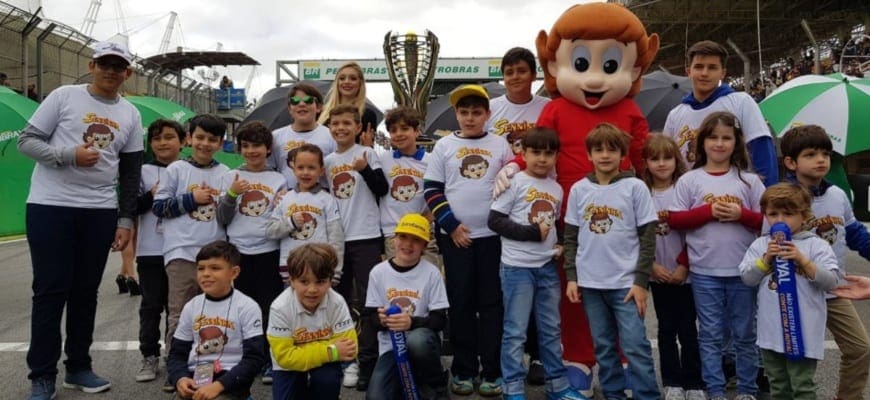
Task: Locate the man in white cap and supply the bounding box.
[17,40,143,400]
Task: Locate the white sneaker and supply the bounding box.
[664,386,686,400]
[135,356,159,382]
[686,389,707,400]
[342,362,359,388]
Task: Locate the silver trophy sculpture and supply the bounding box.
[383,30,440,123]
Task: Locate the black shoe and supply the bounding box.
[115,275,128,294]
[355,378,369,392]
[527,358,545,386]
[162,378,176,393]
[126,277,141,296]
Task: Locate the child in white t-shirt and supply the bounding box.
[563,123,660,400]
[271,83,336,188]
[365,213,450,399]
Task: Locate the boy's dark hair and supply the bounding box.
[327,104,361,125]
[195,240,241,266]
[188,114,227,138]
[384,106,422,131]
[286,243,337,281]
[287,143,324,167]
[287,82,324,104]
[501,47,537,73]
[761,183,813,220]
[687,40,728,68]
[235,120,273,153]
[522,127,560,152]
[780,124,832,160]
[146,118,186,143]
[586,123,629,156]
[455,95,489,111]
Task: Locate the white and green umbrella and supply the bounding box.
[760,73,870,155]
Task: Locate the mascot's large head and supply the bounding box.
[537,3,659,110]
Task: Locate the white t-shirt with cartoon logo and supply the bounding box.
[485,95,549,138]
[324,144,382,241]
[424,132,514,238]
[175,290,263,373]
[27,84,144,208]
[268,288,355,371]
[378,151,429,236]
[271,189,341,265]
[564,177,658,289]
[365,259,450,355]
[491,171,563,267]
[271,125,336,188]
[651,185,686,273]
[155,160,230,263]
[221,169,286,255]
[672,167,764,277]
[808,185,854,281]
[137,163,165,257]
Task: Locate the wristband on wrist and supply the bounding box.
[756,257,771,274]
[227,188,239,198]
[328,344,338,362]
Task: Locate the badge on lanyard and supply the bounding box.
[193,362,214,387]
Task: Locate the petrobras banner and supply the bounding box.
[299,58,544,81]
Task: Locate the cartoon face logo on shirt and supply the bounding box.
[528,200,556,230]
[239,190,269,217]
[290,212,317,240]
[459,155,489,179]
[390,175,418,202]
[332,172,355,199]
[589,212,613,234]
[816,222,837,245]
[685,137,697,164]
[655,212,670,236]
[390,296,416,315]
[191,200,217,222]
[196,326,228,355]
[82,123,115,149]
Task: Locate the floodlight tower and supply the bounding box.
[80,0,101,36]
[158,12,178,54]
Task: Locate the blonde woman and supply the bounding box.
[318,62,377,146]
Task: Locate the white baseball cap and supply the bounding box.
[92,41,133,64]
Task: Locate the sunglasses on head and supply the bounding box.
[289,95,316,105]
[95,59,129,72]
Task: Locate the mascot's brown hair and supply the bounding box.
[391,175,418,202]
[536,3,659,98]
[239,190,269,216]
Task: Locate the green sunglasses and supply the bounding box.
[289,95,316,105]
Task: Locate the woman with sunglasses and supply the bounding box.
[271,83,337,190]
[317,62,378,147]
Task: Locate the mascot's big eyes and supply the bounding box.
[572,46,591,72]
[602,47,623,74]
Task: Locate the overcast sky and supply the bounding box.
[9,0,594,112]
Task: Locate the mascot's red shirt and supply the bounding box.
[516,96,649,202]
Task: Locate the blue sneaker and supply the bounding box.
[28,378,56,400]
[504,394,526,400]
[477,377,503,397]
[62,370,111,393]
[565,362,593,398]
[547,387,589,400]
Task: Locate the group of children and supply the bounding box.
[123,50,870,400]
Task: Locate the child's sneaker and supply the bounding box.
[733,395,757,400]
[62,370,111,393]
[527,358,546,385]
[450,376,474,396]
[28,378,56,400]
[505,394,527,400]
[478,377,503,397]
[686,390,708,400]
[261,365,273,384]
[664,386,686,400]
[135,355,159,382]
[565,362,593,398]
[162,378,176,393]
[342,362,359,388]
[547,387,589,400]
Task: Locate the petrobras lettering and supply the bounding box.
[0,130,21,143]
[297,57,546,82]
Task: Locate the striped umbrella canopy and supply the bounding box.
[760,73,870,155]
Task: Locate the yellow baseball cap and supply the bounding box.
[394,213,431,242]
[449,84,489,108]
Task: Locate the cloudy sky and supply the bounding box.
[9,0,592,111]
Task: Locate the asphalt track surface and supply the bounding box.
[0,239,868,399]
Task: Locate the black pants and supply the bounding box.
[137,255,168,358]
[235,250,283,367]
[335,237,383,382]
[437,233,503,381]
[650,282,704,389]
[26,204,117,380]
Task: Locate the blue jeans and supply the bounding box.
[581,287,660,400]
[500,261,570,396]
[367,328,447,400]
[271,362,342,400]
[26,204,117,380]
[690,273,758,396]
